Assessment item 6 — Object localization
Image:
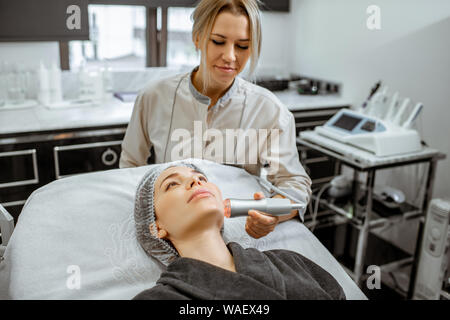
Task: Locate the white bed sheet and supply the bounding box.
[0,159,366,300]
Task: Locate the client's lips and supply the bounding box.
[188,189,213,203]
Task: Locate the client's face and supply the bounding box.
[153,166,224,241]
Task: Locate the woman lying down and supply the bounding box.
[133,161,346,300]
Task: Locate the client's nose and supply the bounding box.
[188,176,203,188]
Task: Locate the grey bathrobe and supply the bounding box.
[133,242,346,300]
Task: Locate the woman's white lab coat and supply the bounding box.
[120,67,312,219]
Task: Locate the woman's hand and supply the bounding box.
[245,192,300,239]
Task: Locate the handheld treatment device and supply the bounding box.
[224,198,306,218]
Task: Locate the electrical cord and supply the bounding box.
[415,113,428,207]
[388,271,407,294]
[413,163,427,208]
[311,183,331,232]
[308,186,321,222]
[254,176,307,217]
[373,219,395,234]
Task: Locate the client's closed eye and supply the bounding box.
[164,173,207,191]
[165,181,178,190]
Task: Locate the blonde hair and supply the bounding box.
[191,0,262,93]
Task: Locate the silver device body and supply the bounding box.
[227,198,305,217]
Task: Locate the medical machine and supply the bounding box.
[224,198,306,218]
[315,84,423,157]
[413,198,450,300]
[313,86,423,157]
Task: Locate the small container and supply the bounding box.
[7,63,26,105]
[49,63,63,104]
[38,61,50,105]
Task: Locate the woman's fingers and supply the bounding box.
[247,219,275,233]
[245,210,279,239]
[246,222,270,239]
[248,210,278,227]
[244,193,279,238]
[246,220,276,239]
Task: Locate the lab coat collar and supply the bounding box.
[188,66,238,108]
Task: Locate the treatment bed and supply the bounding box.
[0,159,366,299]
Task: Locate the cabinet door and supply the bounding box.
[0,149,38,187]
[294,107,346,187]
[0,149,39,223]
[0,0,89,41]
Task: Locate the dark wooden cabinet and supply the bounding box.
[292,106,348,188]
[0,125,126,223]
[291,105,349,226]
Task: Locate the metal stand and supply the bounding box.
[406,158,439,299]
[354,169,375,286]
[297,135,446,297]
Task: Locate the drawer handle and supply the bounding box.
[295,120,327,128]
[101,148,118,166]
[1,200,27,207]
[292,109,340,118]
[304,156,330,164]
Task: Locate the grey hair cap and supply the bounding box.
[134,160,207,266]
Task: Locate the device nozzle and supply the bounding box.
[291,203,305,210]
[224,198,231,218]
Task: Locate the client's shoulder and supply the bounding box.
[262,248,346,300]
[263,247,322,270]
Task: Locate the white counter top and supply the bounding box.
[0,97,134,135]
[0,90,351,136]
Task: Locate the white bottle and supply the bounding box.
[49,62,63,104]
[78,62,92,100]
[38,61,50,105]
[101,64,113,100]
[93,70,104,101]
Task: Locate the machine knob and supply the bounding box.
[101,148,118,166]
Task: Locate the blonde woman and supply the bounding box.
[120,0,312,238]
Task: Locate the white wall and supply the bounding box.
[257,10,295,77]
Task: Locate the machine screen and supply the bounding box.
[333,114,362,131]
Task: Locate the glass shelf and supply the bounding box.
[311,192,422,231]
